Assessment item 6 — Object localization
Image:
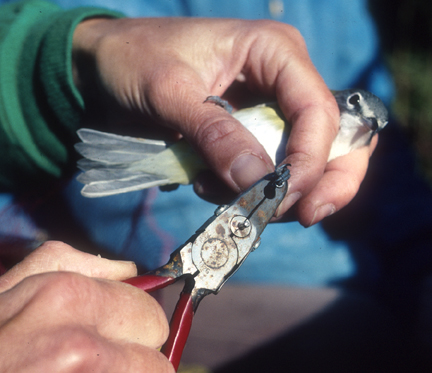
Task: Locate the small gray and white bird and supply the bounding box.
[75,89,388,198]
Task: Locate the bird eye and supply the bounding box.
[347,93,361,107]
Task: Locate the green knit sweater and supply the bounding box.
[0,0,122,191]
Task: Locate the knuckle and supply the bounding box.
[322,94,341,124]
[51,327,106,372]
[149,64,190,98]
[34,272,96,313]
[188,116,255,173]
[146,64,200,124]
[289,96,340,143]
[193,117,237,151]
[33,240,74,258]
[285,25,306,49]
[250,19,301,37]
[254,20,306,50]
[148,66,173,94]
[286,150,319,176]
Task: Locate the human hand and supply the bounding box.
[72,17,376,226]
[0,241,174,373]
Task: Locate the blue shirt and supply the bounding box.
[0,0,396,286]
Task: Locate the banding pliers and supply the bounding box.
[124,164,291,370]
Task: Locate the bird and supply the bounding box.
[75,89,388,198]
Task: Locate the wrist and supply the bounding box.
[72,17,112,97]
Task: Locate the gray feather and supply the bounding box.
[75,129,174,196]
[75,128,168,164]
[77,128,167,149]
[80,174,170,198]
[77,168,160,183]
[77,158,114,171]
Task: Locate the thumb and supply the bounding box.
[160,94,274,192]
[0,241,137,293]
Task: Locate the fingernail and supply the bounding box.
[309,203,336,226]
[112,259,136,266]
[230,153,273,191]
[101,257,137,279]
[275,191,302,218]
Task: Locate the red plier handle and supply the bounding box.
[124,274,195,371]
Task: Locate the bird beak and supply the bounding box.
[361,116,380,133]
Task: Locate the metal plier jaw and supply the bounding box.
[125,164,290,370]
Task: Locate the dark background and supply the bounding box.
[369,0,432,182]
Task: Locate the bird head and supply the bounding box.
[324,89,388,161]
[333,89,388,140]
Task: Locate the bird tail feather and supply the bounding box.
[75,129,204,197]
[75,129,172,197]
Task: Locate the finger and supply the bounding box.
[1,318,174,373]
[240,21,340,215]
[0,241,137,293]
[1,271,169,348]
[147,66,275,192]
[294,143,374,227]
[273,99,339,216]
[58,335,175,373]
[186,103,275,192]
[58,337,175,373]
[277,64,340,216]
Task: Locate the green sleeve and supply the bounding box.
[0,0,123,191]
